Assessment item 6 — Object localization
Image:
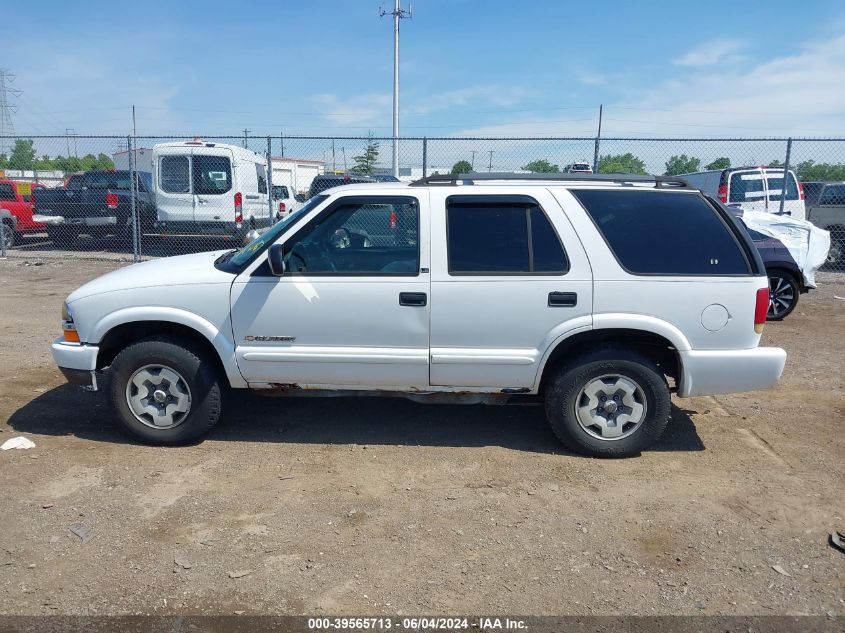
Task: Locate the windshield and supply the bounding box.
[222,195,328,269]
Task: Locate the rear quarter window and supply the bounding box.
[571,189,750,275]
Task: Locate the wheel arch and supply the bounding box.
[535,324,686,395]
[91,309,245,388]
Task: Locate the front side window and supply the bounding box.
[283,196,419,275]
[256,164,268,194]
[0,183,15,201]
[573,189,750,275]
[160,156,190,194]
[192,155,232,196]
[446,196,568,275]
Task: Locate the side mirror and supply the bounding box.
[267,244,286,276]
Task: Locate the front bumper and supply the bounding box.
[52,338,100,391]
[678,346,787,397]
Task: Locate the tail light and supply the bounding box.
[718,185,728,203]
[754,287,768,334]
[798,180,805,200]
[106,192,119,209]
[388,210,397,230]
[278,201,286,214]
[234,192,243,224]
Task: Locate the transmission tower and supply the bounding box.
[0,69,21,154]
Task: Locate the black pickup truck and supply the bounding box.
[33,170,155,245]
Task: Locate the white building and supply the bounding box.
[271,157,325,196]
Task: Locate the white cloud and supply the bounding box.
[673,40,745,67]
[310,93,392,127]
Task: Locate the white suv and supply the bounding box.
[51,173,786,457]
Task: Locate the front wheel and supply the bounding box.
[1,221,14,249]
[109,336,222,445]
[545,345,671,457]
[766,270,799,320]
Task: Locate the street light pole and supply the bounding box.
[381,1,411,178]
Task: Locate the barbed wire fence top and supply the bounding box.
[0,134,842,273]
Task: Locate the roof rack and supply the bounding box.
[408,172,693,189]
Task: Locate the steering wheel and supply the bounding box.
[288,240,337,273]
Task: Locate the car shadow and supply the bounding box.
[7,384,705,455]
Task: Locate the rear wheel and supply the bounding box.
[1,221,14,249]
[766,269,799,320]
[827,231,844,267]
[545,345,671,457]
[109,336,222,445]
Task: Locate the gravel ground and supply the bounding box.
[0,258,843,616]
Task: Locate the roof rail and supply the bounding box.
[408,172,693,189]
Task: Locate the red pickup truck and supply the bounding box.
[0,179,45,245]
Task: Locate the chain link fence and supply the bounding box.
[0,134,842,272]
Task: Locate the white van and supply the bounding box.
[152,140,271,239]
[682,166,806,221]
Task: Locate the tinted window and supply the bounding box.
[446,198,568,274]
[256,164,268,194]
[83,172,132,190]
[819,184,845,205]
[0,183,15,201]
[193,155,232,195]
[729,172,765,203]
[273,185,290,199]
[283,197,419,275]
[160,156,190,194]
[766,172,798,201]
[572,190,749,275]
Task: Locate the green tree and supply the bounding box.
[795,160,845,181]
[450,160,473,174]
[664,154,701,176]
[350,134,380,175]
[597,153,647,175]
[522,159,560,173]
[705,157,731,171]
[8,139,37,170]
[768,159,783,168]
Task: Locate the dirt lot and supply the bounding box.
[0,258,843,616]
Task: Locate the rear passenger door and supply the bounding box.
[429,190,593,389]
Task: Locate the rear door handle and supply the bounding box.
[548,291,577,307]
[399,292,427,307]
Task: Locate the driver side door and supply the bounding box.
[230,194,430,388]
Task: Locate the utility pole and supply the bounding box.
[487,150,493,172]
[470,150,476,170]
[280,132,285,158]
[243,129,250,149]
[0,69,21,155]
[380,1,412,178]
[132,105,137,137]
[342,147,347,172]
[592,104,603,173]
[66,129,77,157]
[332,139,336,172]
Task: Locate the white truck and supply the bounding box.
[51,173,786,457]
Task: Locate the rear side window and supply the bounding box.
[446,196,568,274]
[766,172,798,201]
[273,185,290,199]
[256,164,268,194]
[193,155,232,196]
[728,172,765,203]
[160,156,190,194]
[0,183,15,201]
[572,190,750,275]
[83,172,132,190]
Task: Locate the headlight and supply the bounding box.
[61,301,80,343]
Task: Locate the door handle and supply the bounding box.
[548,291,577,307]
[399,292,427,307]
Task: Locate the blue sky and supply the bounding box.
[6,0,845,141]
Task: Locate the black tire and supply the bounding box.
[47,226,78,247]
[109,336,222,445]
[766,269,799,321]
[1,221,14,249]
[544,345,671,457]
[827,232,844,266]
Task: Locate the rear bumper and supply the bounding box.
[34,214,117,227]
[678,347,787,397]
[153,216,274,238]
[52,338,100,391]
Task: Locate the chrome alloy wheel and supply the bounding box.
[768,275,795,319]
[574,374,647,440]
[125,364,192,429]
